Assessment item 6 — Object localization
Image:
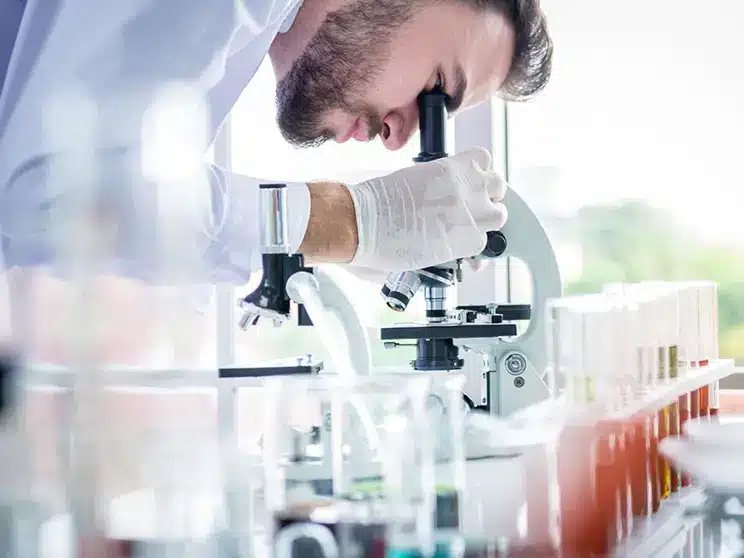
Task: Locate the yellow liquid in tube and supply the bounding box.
[660,407,671,499]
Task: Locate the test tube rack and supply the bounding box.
[509,280,734,557]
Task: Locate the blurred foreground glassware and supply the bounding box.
[72,419,226,557]
[0,353,47,557]
[261,374,430,558]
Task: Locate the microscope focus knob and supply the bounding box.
[480,231,507,258]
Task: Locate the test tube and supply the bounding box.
[588,302,630,549]
[549,294,607,405]
[678,392,692,487]
[627,412,651,518]
[607,299,637,537]
[698,281,718,418]
[550,297,604,556]
[677,283,700,370]
[545,298,589,553]
[635,290,661,391]
[620,288,661,511]
[660,285,682,493]
[639,288,672,502]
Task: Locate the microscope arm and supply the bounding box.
[285,266,372,377]
[487,187,562,378]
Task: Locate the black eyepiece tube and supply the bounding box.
[414,88,448,163]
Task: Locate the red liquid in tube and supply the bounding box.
[557,424,598,556]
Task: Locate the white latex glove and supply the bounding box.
[346,147,508,272]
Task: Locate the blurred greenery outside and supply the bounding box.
[557,201,744,363]
[237,201,744,368]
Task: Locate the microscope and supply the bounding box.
[380,87,562,417]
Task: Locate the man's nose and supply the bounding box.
[380,102,419,151]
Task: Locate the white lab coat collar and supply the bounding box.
[279,1,304,33]
[229,0,303,56]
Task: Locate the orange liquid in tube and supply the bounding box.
[690,388,700,419]
[700,385,710,417]
[617,424,631,537]
[628,414,650,518]
[648,414,661,513]
[668,401,681,492]
[678,394,693,487]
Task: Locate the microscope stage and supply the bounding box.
[380,322,517,341]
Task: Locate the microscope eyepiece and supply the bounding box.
[414,87,448,163]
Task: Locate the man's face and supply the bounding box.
[275,0,551,150]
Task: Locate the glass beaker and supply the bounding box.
[261,374,430,558]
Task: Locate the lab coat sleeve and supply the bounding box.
[208,165,311,284]
[0,148,310,286]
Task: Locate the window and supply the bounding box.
[504,0,744,365]
[227,57,457,370]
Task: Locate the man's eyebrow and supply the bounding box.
[446,64,467,113]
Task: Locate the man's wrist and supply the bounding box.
[298,181,359,263]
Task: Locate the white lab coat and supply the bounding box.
[0,0,310,285]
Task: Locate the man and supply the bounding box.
[0,0,552,285]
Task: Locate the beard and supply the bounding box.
[274,0,414,148]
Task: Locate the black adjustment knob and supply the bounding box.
[480,231,507,258]
[495,304,532,321]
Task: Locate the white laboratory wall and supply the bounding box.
[505,0,744,364]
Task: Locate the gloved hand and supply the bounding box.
[346,147,508,272]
